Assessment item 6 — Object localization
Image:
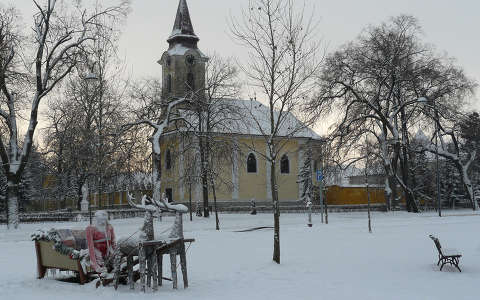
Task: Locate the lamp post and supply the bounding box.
[418,97,441,217]
[85,69,98,224]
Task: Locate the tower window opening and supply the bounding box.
[186,73,195,91]
[166,149,172,170]
[167,74,172,94]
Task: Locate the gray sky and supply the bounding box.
[8,0,480,112]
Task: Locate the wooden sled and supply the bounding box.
[35,240,93,284]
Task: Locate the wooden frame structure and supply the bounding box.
[429,235,462,272]
[114,238,195,292]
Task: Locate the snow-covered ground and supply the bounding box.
[1,210,479,300]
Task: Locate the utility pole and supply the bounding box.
[434,99,441,217]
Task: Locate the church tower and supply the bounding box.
[158,0,208,100]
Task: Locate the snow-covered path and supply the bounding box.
[1,211,479,300]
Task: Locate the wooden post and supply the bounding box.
[34,242,47,279]
[139,243,146,292]
[152,250,158,291]
[127,255,134,290]
[146,255,152,288]
[179,242,188,288]
[170,252,177,289]
[157,252,163,287]
[77,260,86,285]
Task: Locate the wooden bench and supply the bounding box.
[429,235,462,272]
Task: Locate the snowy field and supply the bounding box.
[1,210,479,300]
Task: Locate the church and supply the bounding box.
[157,0,323,209]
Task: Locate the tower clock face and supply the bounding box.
[185,55,196,66]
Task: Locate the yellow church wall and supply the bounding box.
[236,138,304,202]
[276,140,301,201]
[209,157,233,201]
[238,138,268,201]
[158,134,318,203]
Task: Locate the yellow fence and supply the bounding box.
[326,185,387,205]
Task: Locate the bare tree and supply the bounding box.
[126,78,191,209]
[230,0,323,263]
[42,0,132,211]
[418,109,479,210]
[308,15,475,213]
[0,0,129,228]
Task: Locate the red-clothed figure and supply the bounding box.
[86,211,116,273]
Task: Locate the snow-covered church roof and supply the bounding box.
[179,99,322,140]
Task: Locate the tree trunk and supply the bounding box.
[385,160,397,210]
[152,150,162,203]
[76,183,83,211]
[390,145,401,209]
[210,175,220,230]
[400,158,417,212]
[199,139,209,218]
[384,175,392,211]
[270,160,280,264]
[188,182,193,221]
[143,211,154,241]
[197,111,209,218]
[380,130,392,211]
[400,150,418,212]
[399,109,418,213]
[7,178,20,229]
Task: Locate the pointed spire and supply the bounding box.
[168,0,199,47]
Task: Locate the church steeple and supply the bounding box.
[167,0,199,49]
[158,0,208,100]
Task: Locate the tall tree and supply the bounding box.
[0,1,128,228]
[307,15,475,212]
[43,6,131,211]
[231,0,322,263]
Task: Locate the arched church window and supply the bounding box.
[247,153,257,173]
[167,74,172,94]
[280,154,290,174]
[166,149,172,170]
[186,73,195,91]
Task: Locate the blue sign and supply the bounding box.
[316,170,323,182]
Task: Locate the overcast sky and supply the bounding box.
[8,0,480,114]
